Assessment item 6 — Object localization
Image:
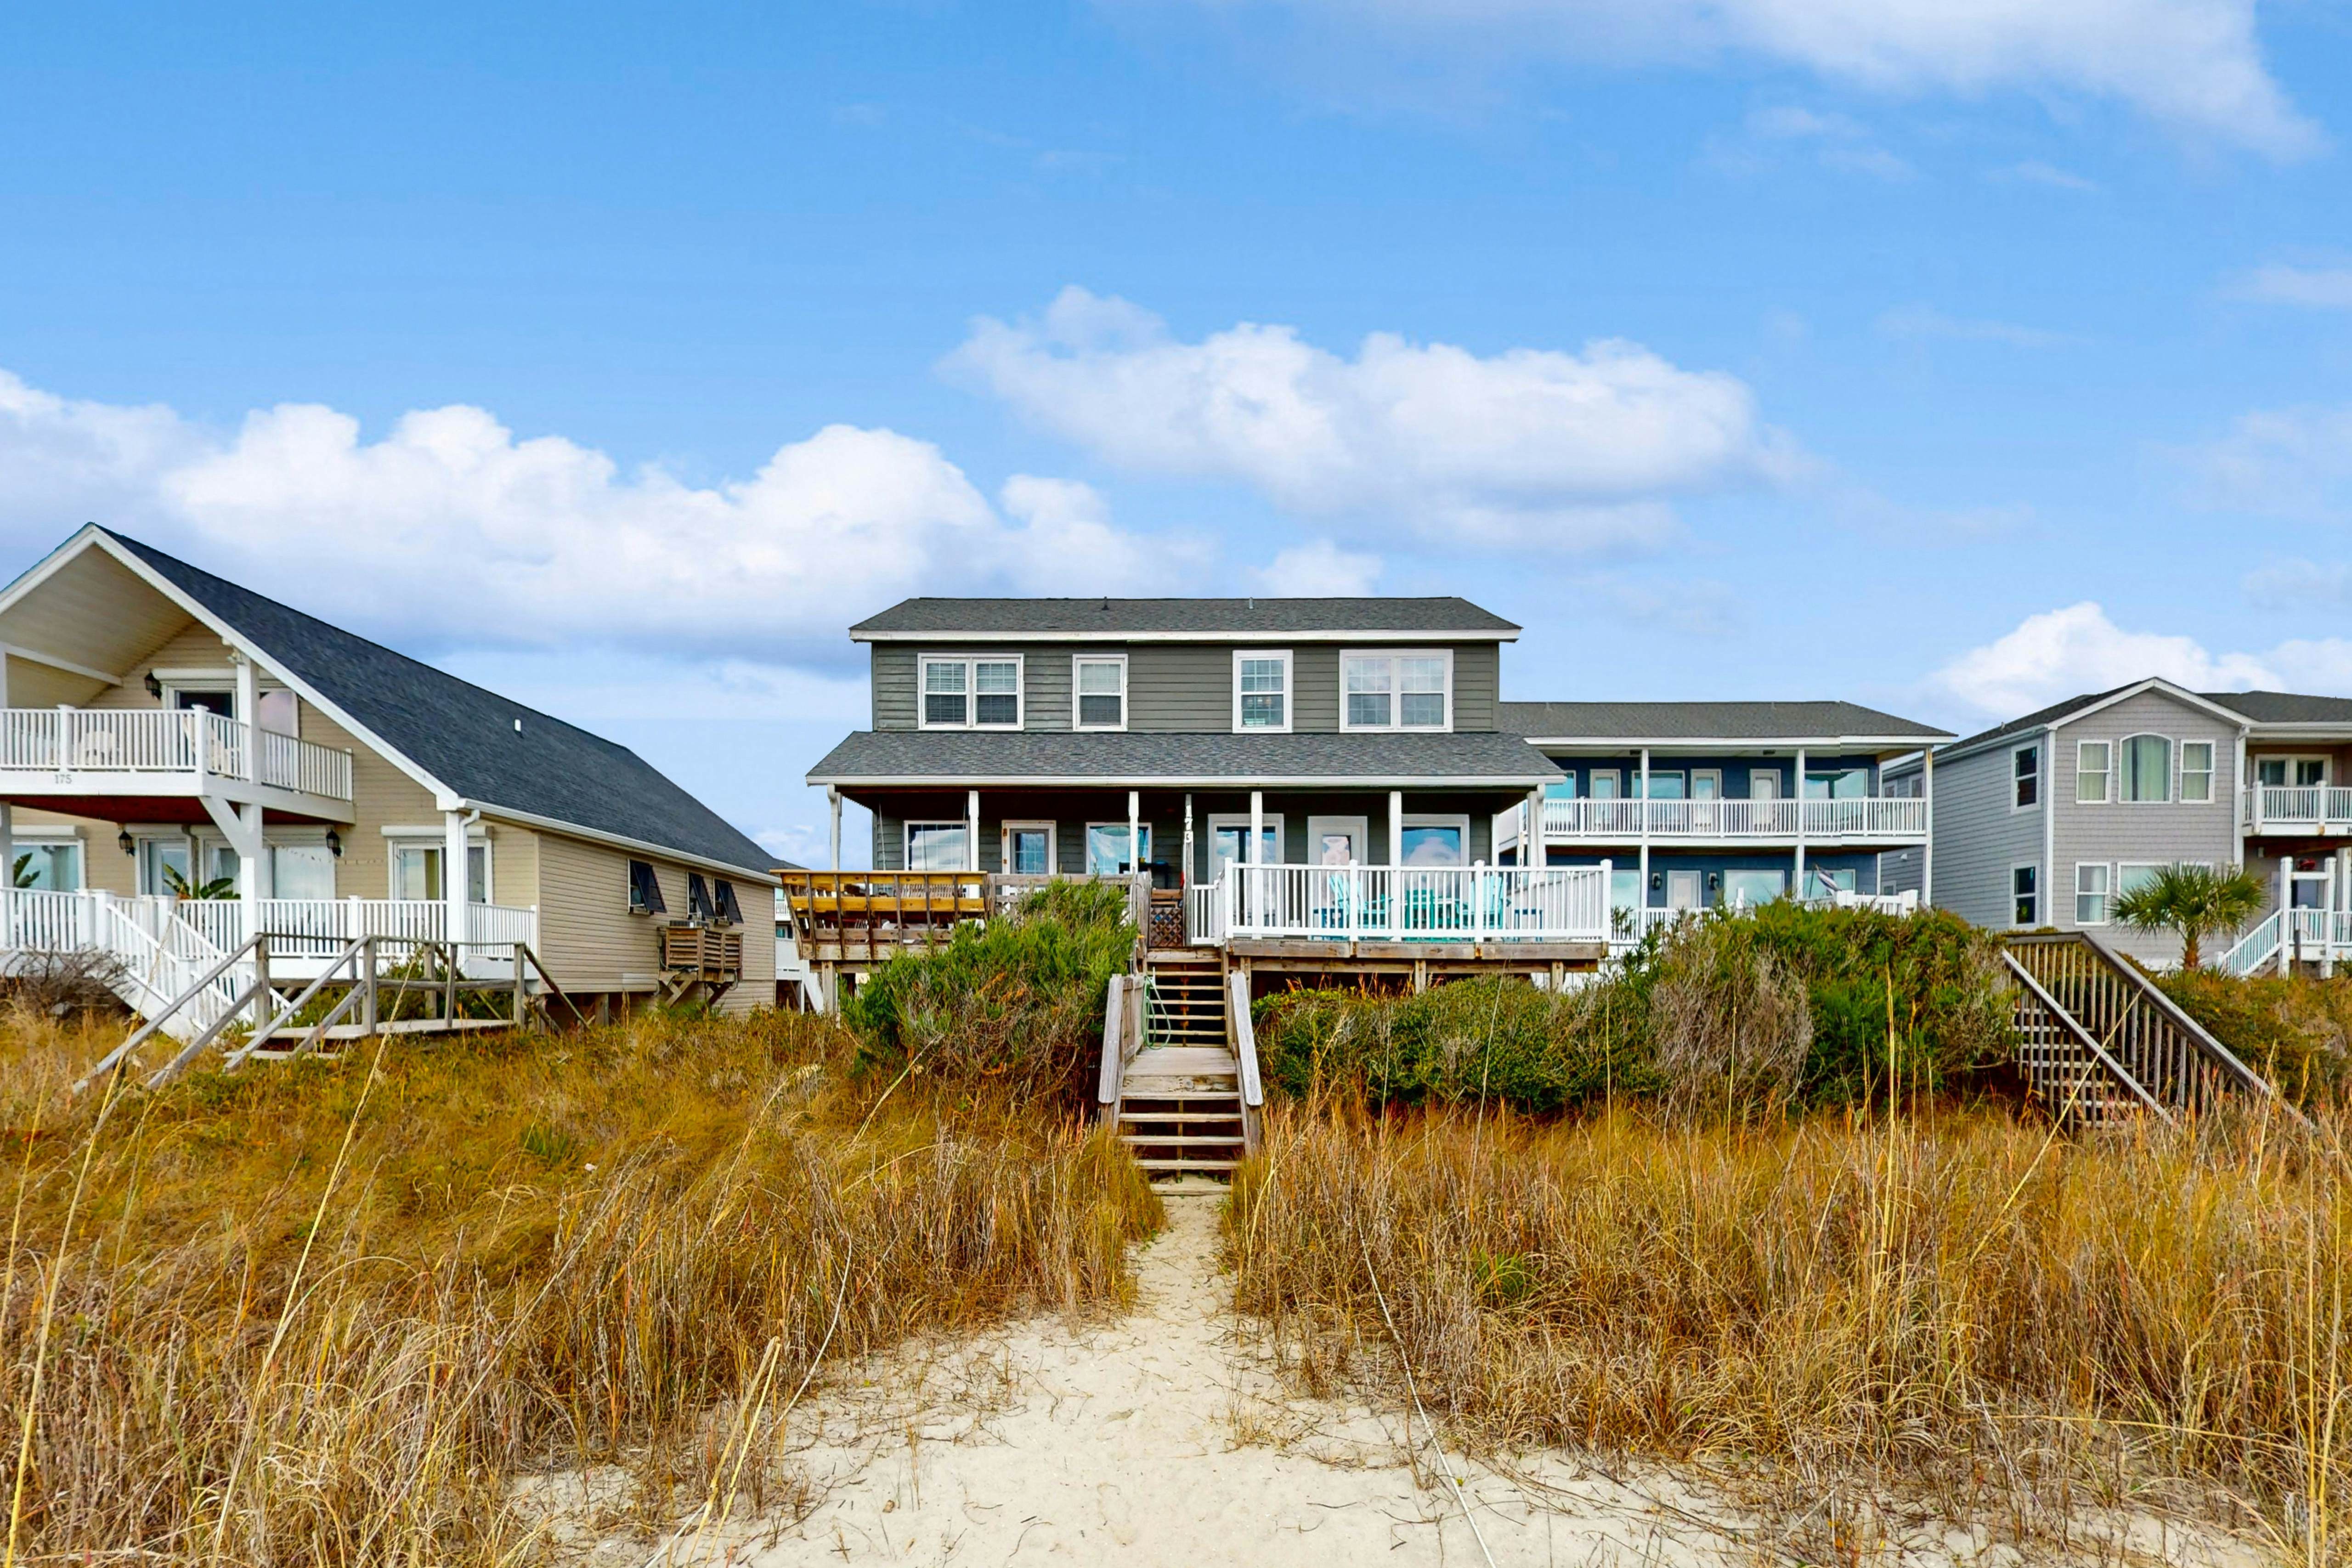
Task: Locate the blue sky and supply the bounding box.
[2,0,2349,864]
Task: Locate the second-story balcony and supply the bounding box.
[1537,794,1927,844]
[0,707,355,816]
[2244,785,2352,836]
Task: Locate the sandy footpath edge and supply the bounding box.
[538,1190,2269,1567]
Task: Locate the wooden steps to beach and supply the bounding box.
[1117,958,1252,1178]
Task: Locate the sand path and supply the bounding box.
[578,1186,2261,1568]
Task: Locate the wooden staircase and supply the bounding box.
[2003,931,2294,1128]
[1115,956,1253,1178]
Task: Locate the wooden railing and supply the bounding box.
[0,707,353,802]
[2004,931,2289,1123]
[661,924,743,979]
[778,870,1149,962]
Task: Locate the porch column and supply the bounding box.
[1127,790,1141,875]
[239,802,271,941]
[1249,791,1264,866]
[234,651,258,741]
[2278,854,2292,978]
[0,803,12,906]
[1921,748,1934,906]
[2327,855,2340,979]
[828,787,841,872]
[445,809,470,952]
[1388,790,1403,868]
[967,789,981,873]
[1182,794,1194,888]
[1527,787,1544,869]
[1793,746,1808,896]
[1637,748,1651,908]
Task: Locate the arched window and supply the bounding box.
[2120,734,2172,802]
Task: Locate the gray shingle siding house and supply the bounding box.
[807,597,1560,881]
[1913,677,2352,968]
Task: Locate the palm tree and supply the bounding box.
[2112,862,2267,969]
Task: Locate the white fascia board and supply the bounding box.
[852,628,1518,644]
[1937,679,2253,767]
[2244,722,2352,740]
[1519,734,1954,751]
[461,801,782,885]
[807,772,1559,789]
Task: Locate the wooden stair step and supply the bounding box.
[1119,1110,1244,1123]
[1118,1134,1246,1147]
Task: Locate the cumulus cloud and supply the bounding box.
[0,368,1186,662]
[946,286,1798,552]
[2232,265,2352,310]
[1931,601,2298,716]
[1141,0,2318,156]
[2180,404,2352,522]
[1252,539,1384,595]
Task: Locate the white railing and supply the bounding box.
[1207,863,1609,944]
[1537,795,1927,842]
[0,707,352,802]
[1186,881,1224,945]
[2218,907,2352,976]
[2245,786,2352,830]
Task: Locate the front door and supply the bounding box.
[1667,869,1702,911]
[1306,815,1368,866]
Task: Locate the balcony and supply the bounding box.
[2243,785,2352,836]
[1533,794,1926,845]
[0,707,354,814]
[1186,863,1610,946]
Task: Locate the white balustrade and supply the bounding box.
[1208,862,1608,944]
[0,707,353,803]
[2245,785,2352,829]
[1538,794,1924,842]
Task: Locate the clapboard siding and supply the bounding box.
[1130,645,1234,731]
[532,830,772,1015]
[1929,737,2045,931]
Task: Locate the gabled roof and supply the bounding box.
[849,596,1519,641]
[31,528,775,881]
[1498,700,1951,748]
[1941,677,2256,762]
[808,729,1562,789]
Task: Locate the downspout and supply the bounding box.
[2043,722,2058,929]
[1921,747,1935,907]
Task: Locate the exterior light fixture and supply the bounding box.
[143,671,163,699]
[1649,871,1662,892]
[326,828,343,859]
[118,827,135,856]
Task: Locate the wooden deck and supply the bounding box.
[779,870,1151,966]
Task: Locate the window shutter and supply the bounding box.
[687,872,715,921]
[628,860,667,914]
[714,878,744,924]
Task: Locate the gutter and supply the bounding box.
[453,799,782,886]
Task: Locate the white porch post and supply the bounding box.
[1637,748,1651,911]
[1126,790,1140,875]
[2326,855,2339,979]
[2278,854,2292,978]
[444,808,469,951]
[828,787,842,872]
[1388,790,1403,868]
[1793,746,1807,897]
[1182,793,1194,889]
[0,802,12,907]
[1921,748,1934,906]
[967,789,981,874]
[1249,791,1264,866]
[1526,787,1544,868]
[2236,731,2251,862]
[238,801,270,944]
[234,651,259,761]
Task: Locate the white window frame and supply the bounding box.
[7,831,84,892]
[1070,655,1128,733]
[1205,813,1285,872]
[1641,770,1687,800]
[382,825,491,902]
[2011,743,2040,811]
[2117,732,2173,804]
[2011,862,2039,928]
[1588,768,1623,799]
[2074,862,2111,925]
[1398,812,1474,868]
[2116,860,2211,901]
[917,653,1024,731]
[902,820,973,871]
[1338,648,1454,733]
[2254,753,2327,790]
[1231,649,1293,733]
[2180,740,2215,803]
[2075,740,2110,804]
[1000,820,1057,875]
[1690,768,1723,802]
[1306,814,1373,866]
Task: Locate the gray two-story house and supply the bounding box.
[1911,677,2352,970]
[1492,701,1955,940]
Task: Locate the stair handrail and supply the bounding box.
[215,935,372,1073]
[1228,970,1263,1110]
[1097,973,1127,1107]
[2075,929,2298,1114]
[1998,949,2172,1124]
[2217,910,2282,977]
[72,934,265,1093]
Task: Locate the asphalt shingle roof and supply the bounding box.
[850,597,1518,638]
[2204,691,2352,725]
[1498,700,1950,745]
[106,531,775,877]
[807,729,1562,787]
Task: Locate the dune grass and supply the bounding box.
[1228,1099,2350,1561]
[0,1002,1160,1567]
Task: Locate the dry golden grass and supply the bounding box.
[1228,1099,2351,1562]
[0,1003,1160,1567]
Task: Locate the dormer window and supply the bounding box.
[1340,651,1451,731]
[921,655,1023,730]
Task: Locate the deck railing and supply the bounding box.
[1201,863,1609,944]
[1538,795,1927,842]
[75,894,536,960]
[2245,785,2352,831]
[0,707,353,802]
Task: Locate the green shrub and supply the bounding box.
[2155,968,2352,1106]
[845,878,1134,1108]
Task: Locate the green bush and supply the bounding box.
[2155,968,2352,1106]
[1252,903,2012,1118]
[845,878,1133,1108]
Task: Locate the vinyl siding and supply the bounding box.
[1928,736,2047,930]
[868,638,1505,736]
[2052,690,2243,965]
[531,830,773,1015]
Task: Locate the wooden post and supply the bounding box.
[513,941,527,1027]
[362,937,378,1036]
[251,934,271,1033]
[444,940,458,1023]
[1921,747,1935,906]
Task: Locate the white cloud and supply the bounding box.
[1729,105,1913,178]
[2232,264,2352,310]
[1932,601,2280,716]
[0,368,1187,662]
[946,286,1798,552]
[1875,304,2081,348]
[1148,0,2318,157]
[2180,404,2352,521]
[1992,159,2099,190]
[1252,539,1384,595]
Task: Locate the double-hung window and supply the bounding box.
[1074,656,1126,730]
[921,655,1022,729]
[1340,650,1451,732]
[2076,741,2110,804]
[2012,865,2038,926]
[1233,651,1291,732]
[2120,734,2172,803]
[2013,744,2039,808]
[2180,742,2214,802]
[2075,863,2110,924]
